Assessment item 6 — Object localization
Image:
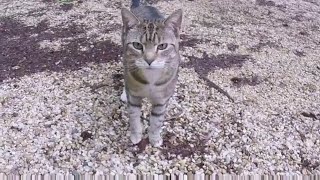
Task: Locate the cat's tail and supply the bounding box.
[131,0,140,9]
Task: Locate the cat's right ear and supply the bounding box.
[164,9,183,31]
[121,8,140,29]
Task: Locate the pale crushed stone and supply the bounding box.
[0,0,320,175]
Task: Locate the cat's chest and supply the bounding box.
[126,68,176,99]
[126,78,166,98]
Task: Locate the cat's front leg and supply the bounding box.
[127,94,143,144]
[148,100,168,147]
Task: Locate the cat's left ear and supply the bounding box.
[164,9,183,31]
[121,8,140,29]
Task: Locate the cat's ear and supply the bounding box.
[164,9,183,30]
[121,8,140,29]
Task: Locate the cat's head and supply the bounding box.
[121,8,182,69]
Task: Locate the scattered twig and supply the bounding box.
[200,76,235,102]
[82,81,108,93]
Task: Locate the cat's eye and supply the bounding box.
[132,42,143,50]
[157,43,168,50]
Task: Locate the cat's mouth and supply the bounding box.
[146,66,157,69]
[145,65,163,70]
[135,61,165,69]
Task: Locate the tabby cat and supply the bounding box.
[120,0,182,147]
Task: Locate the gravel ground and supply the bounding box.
[0,0,320,175]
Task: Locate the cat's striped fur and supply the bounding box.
[120,0,182,147]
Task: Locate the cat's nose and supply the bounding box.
[145,58,155,65]
[144,52,156,65]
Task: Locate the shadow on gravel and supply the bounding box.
[256,0,276,6]
[230,75,263,87]
[133,132,208,164]
[182,52,253,89]
[161,132,208,160]
[180,34,212,49]
[0,17,121,82]
[182,52,250,76]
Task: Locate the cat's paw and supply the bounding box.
[130,132,142,144]
[148,135,163,147]
[120,88,127,102]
